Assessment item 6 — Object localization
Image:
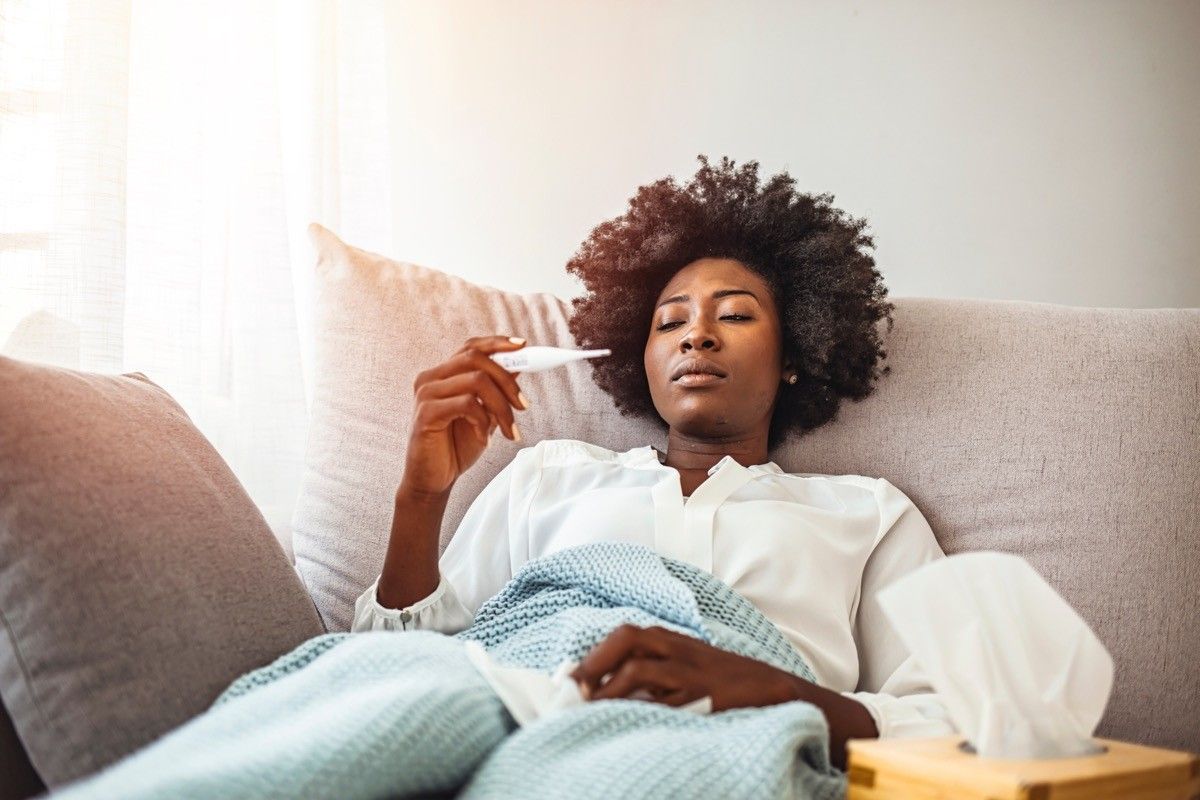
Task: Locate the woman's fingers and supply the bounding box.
[418,370,519,440]
[446,338,529,413]
[455,334,526,357]
[414,337,529,442]
[416,395,492,442]
[656,687,699,708]
[403,335,527,496]
[571,624,671,696]
[588,657,679,702]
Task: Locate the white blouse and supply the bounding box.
[352,438,955,739]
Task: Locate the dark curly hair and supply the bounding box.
[566,155,895,451]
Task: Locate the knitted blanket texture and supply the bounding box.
[49,541,848,799]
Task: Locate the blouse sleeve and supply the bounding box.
[838,477,958,739]
[350,443,543,635]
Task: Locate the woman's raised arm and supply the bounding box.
[375,334,529,610]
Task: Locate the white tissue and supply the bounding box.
[463,640,713,725]
[876,551,1113,759]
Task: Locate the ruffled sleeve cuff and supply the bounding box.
[839,690,957,739]
[351,573,473,634]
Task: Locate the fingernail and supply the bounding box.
[517,390,530,410]
[508,336,525,345]
[511,422,522,442]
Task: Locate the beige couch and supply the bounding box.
[290,225,1200,754]
[2,224,1196,797]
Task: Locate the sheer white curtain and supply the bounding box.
[0,0,394,539]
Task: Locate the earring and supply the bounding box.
[786,373,797,385]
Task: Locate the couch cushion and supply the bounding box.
[292,223,1198,752]
[0,356,326,787]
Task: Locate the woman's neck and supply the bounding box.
[654,440,769,472]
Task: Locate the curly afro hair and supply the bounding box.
[566,154,895,451]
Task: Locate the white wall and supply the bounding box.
[381,0,1199,308]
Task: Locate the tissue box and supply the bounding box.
[845,736,1199,800]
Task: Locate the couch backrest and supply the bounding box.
[790,298,1199,752]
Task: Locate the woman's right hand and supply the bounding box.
[400,335,529,498]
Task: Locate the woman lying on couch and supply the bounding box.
[48,156,954,800]
[354,157,954,760]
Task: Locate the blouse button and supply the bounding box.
[400,611,412,624]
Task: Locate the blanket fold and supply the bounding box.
[49,541,847,800]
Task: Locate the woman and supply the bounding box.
[353,156,955,770]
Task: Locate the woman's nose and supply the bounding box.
[681,329,718,351]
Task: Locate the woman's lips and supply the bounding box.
[674,372,726,387]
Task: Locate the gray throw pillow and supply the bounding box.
[0,355,325,788]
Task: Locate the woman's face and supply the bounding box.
[644,258,786,442]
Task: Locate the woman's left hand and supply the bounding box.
[569,623,801,712]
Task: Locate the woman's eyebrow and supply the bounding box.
[656,288,759,309]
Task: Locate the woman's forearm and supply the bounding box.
[777,674,878,771]
[376,484,451,609]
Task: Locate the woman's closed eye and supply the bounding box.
[656,315,752,331]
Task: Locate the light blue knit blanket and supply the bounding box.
[50,541,847,799]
